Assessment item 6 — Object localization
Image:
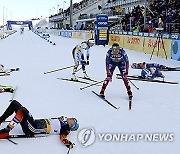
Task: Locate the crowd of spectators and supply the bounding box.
[149,0,180,33]
[120,0,180,33]
[50,0,179,33]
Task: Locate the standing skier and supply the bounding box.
[100,43,132,99]
[71,39,95,80]
[0,100,79,149]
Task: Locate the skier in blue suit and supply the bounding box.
[141,67,164,79]
[131,62,167,70]
[100,43,132,99]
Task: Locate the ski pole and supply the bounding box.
[128,78,140,90]
[76,67,82,72]
[80,80,104,90]
[67,148,71,154]
[44,65,74,74]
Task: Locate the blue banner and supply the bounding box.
[7,20,33,30]
[171,40,180,61]
[95,14,109,45]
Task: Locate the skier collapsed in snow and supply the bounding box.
[0,64,19,74]
[131,62,165,79]
[100,43,133,99]
[141,67,164,79]
[0,100,79,149]
[71,39,95,80]
[131,62,168,70]
[0,85,14,93]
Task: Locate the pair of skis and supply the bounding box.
[1,134,47,145]
[57,76,99,85]
[0,72,10,76]
[116,74,178,84]
[92,91,132,110]
[0,68,20,76]
[58,77,130,110]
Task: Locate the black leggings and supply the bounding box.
[0,100,36,136]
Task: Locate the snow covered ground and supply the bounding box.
[0,28,180,154]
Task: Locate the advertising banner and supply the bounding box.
[171,40,180,61]
[123,35,144,52]
[144,37,171,59]
[108,34,123,47]
[95,14,109,45]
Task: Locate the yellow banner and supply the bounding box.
[144,37,171,59]
[123,35,144,51]
[72,32,83,39]
[108,34,123,47]
[0,34,3,38]
[85,31,94,40]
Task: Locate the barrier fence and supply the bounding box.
[59,29,180,61]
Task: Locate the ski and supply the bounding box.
[57,78,91,84]
[92,91,120,109]
[7,134,47,139]
[129,98,132,110]
[77,76,99,82]
[116,74,178,84]
[161,67,180,71]
[6,138,18,145]
[0,73,10,76]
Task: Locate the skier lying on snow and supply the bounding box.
[0,100,79,149]
[0,64,19,74]
[131,62,168,70]
[0,85,14,93]
[131,62,165,79]
[141,67,164,79]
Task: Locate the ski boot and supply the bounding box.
[83,70,90,79]
[71,71,78,81]
[100,89,105,98]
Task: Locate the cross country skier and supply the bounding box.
[0,100,79,149]
[0,85,14,93]
[100,43,133,99]
[72,39,95,80]
[141,67,164,79]
[131,62,167,70]
[0,64,19,74]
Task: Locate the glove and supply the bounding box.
[86,61,89,65]
[59,116,68,122]
[63,139,74,149]
[106,73,112,82]
[0,127,10,139]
